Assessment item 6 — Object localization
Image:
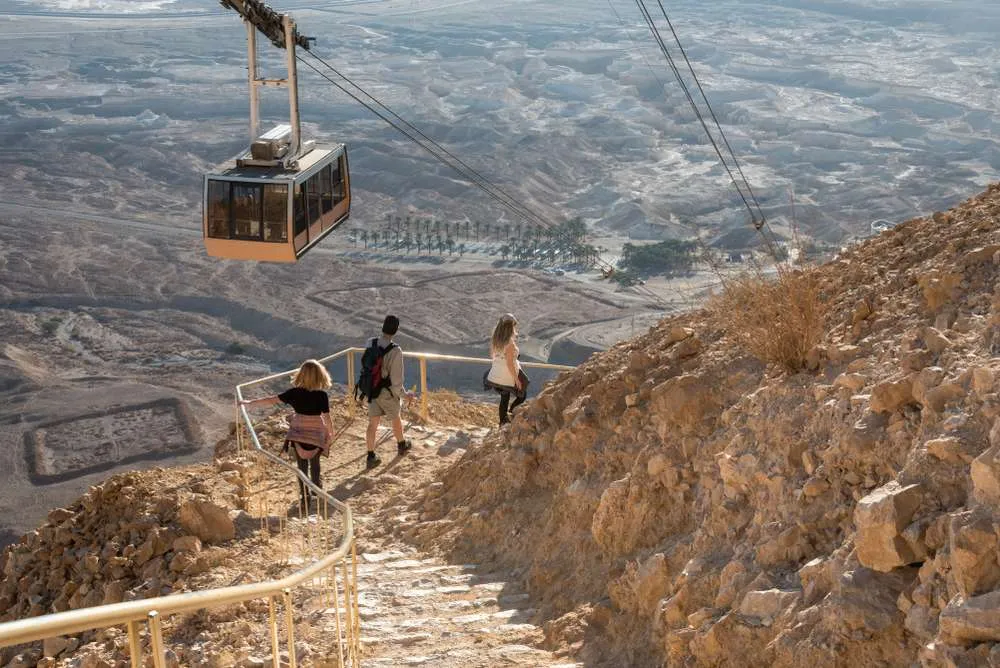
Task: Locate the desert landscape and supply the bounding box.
[3,0,1000,664]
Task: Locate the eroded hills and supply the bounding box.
[5,183,1000,665]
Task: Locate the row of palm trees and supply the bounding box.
[347,215,602,267]
[379,215,558,245]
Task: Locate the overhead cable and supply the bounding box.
[299,51,555,231]
[651,0,767,226]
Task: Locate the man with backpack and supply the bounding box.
[358,315,413,468]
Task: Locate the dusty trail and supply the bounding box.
[233,395,576,666]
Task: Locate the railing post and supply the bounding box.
[283,588,297,668]
[340,557,353,667]
[268,596,280,668]
[331,569,345,668]
[351,540,361,660]
[147,611,166,668]
[346,351,355,398]
[126,620,142,668]
[419,357,428,421]
[235,400,243,454]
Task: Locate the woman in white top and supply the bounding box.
[484,313,529,425]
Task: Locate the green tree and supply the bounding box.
[618,239,697,276]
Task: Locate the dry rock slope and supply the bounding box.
[409,182,1000,666]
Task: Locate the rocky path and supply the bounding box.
[299,547,578,667]
[263,402,575,666]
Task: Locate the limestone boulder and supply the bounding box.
[178,501,235,544]
[939,591,1000,643]
[921,383,966,413]
[923,327,952,355]
[949,510,1000,598]
[961,244,1000,268]
[869,377,914,414]
[665,326,694,345]
[737,589,800,625]
[971,445,1000,508]
[972,366,995,397]
[925,437,972,464]
[854,482,923,572]
[833,373,866,393]
[172,535,203,554]
[649,374,716,434]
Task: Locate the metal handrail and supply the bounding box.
[0,397,353,655]
[236,347,576,421]
[0,347,576,663]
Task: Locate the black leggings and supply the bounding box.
[294,447,321,504]
[499,391,526,425]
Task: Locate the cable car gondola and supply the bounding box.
[204,126,351,262]
[204,0,350,263]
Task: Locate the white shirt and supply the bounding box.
[487,344,520,387]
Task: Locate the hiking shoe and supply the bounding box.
[366,452,381,469]
[397,440,412,454]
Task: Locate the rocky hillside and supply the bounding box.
[410,183,1000,666]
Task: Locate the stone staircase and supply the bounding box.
[300,549,577,666]
[244,417,577,666]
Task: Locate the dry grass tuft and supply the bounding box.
[709,266,827,372]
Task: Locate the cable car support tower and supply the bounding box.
[220,0,314,169]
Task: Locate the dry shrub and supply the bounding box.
[709,266,827,372]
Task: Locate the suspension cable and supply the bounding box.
[652,0,767,226]
[633,0,783,260]
[633,0,754,218]
[298,51,555,231]
[299,41,674,308]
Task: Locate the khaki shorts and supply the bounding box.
[368,391,401,419]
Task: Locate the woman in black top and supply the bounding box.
[240,359,334,511]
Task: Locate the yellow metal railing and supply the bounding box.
[0,347,576,666]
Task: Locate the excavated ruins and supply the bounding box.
[5,183,1000,666]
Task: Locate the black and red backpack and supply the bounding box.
[354,337,397,403]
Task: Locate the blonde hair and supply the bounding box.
[292,359,332,391]
[490,313,518,354]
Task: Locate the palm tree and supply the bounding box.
[446,237,455,256]
[474,221,480,241]
[436,234,444,255]
[415,233,422,255]
[371,231,379,248]
[464,221,470,240]
[361,230,368,249]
